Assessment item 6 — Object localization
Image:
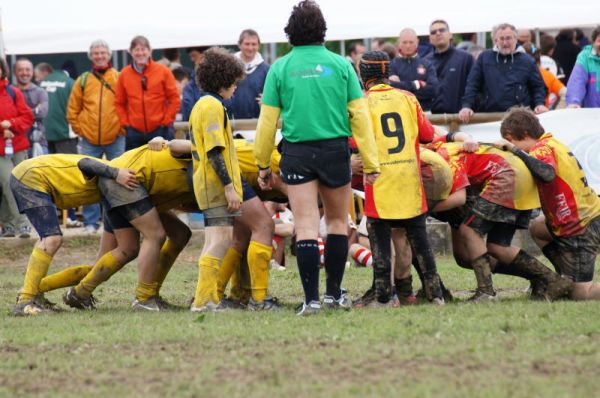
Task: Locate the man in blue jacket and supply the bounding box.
[389,28,439,111]
[426,20,473,114]
[230,29,270,119]
[459,23,548,123]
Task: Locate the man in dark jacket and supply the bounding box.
[459,23,548,123]
[426,20,473,114]
[389,28,438,111]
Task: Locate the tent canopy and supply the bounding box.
[2,0,599,55]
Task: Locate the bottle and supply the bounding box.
[5,138,13,157]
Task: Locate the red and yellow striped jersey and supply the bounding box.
[529,133,600,236]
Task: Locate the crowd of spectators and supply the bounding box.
[0,23,598,237]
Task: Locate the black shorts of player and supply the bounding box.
[98,176,149,211]
[103,197,155,233]
[463,197,532,246]
[430,205,468,229]
[10,176,62,237]
[279,137,351,188]
[241,176,257,201]
[546,216,600,282]
[203,205,238,227]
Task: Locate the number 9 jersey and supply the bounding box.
[364,84,435,219]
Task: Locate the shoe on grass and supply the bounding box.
[18,225,31,239]
[467,290,497,303]
[132,296,161,312]
[1,225,15,238]
[296,300,321,316]
[63,287,97,310]
[34,294,63,312]
[12,300,47,316]
[323,291,352,310]
[190,300,226,313]
[247,296,282,311]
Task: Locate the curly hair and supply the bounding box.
[500,107,545,140]
[196,47,245,94]
[284,0,327,46]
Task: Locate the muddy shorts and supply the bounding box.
[203,205,240,227]
[103,197,155,233]
[10,176,62,237]
[98,176,149,210]
[279,137,351,188]
[547,217,600,282]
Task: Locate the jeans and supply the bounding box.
[79,136,126,228]
[125,126,172,151]
[0,150,29,229]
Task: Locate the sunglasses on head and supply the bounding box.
[141,75,148,91]
[430,27,448,35]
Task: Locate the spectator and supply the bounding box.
[0,57,33,238]
[554,29,580,81]
[456,33,477,52]
[540,35,565,79]
[371,38,385,51]
[157,48,182,70]
[566,26,600,108]
[426,19,473,114]
[575,28,590,48]
[459,23,548,123]
[468,44,485,60]
[60,60,78,80]
[37,62,81,227]
[13,58,48,157]
[523,43,566,109]
[171,67,189,122]
[389,28,439,111]
[230,29,270,119]
[181,46,210,121]
[346,42,365,75]
[517,29,533,47]
[115,35,180,150]
[67,39,124,233]
[380,42,397,60]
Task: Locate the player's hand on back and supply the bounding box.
[148,137,168,151]
[116,168,140,190]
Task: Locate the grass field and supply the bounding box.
[1,234,600,398]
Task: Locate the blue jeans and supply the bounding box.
[79,136,126,228]
[125,126,172,151]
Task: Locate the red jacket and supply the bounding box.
[115,60,180,133]
[0,80,33,156]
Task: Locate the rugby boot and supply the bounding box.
[423,273,445,305]
[510,250,573,301]
[469,254,497,301]
[63,287,97,310]
[247,296,283,311]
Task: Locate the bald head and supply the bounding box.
[398,28,419,56]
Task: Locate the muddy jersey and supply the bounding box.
[420,147,453,202]
[109,145,194,212]
[12,154,101,209]
[529,133,600,236]
[427,141,470,194]
[459,145,540,210]
[364,84,434,219]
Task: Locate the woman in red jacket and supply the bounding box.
[0,57,34,238]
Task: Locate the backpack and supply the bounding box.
[79,71,115,94]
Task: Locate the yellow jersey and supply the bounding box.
[12,154,101,209]
[108,145,195,212]
[189,95,242,210]
[364,84,434,219]
[420,147,453,202]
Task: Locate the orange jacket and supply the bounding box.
[67,68,123,146]
[539,67,565,108]
[115,60,180,133]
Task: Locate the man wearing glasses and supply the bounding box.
[115,35,180,151]
[459,23,548,123]
[426,20,473,114]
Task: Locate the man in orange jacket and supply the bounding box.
[115,35,180,151]
[68,39,124,233]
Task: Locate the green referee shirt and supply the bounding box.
[261,45,363,143]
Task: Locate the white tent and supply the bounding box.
[2,0,599,55]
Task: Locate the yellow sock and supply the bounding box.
[193,255,221,307]
[239,256,252,304]
[135,281,158,301]
[247,241,272,302]
[75,252,124,298]
[18,248,53,303]
[217,247,242,300]
[39,265,92,293]
[156,239,183,293]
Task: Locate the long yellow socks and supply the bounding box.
[38,265,92,293]
[18,248,53,303]
[247,241,272,302]
[217,247,242,301]
[193,255,221,307]
[156,239,183,294]
[135,281,158,302]
[75,252,124,298]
